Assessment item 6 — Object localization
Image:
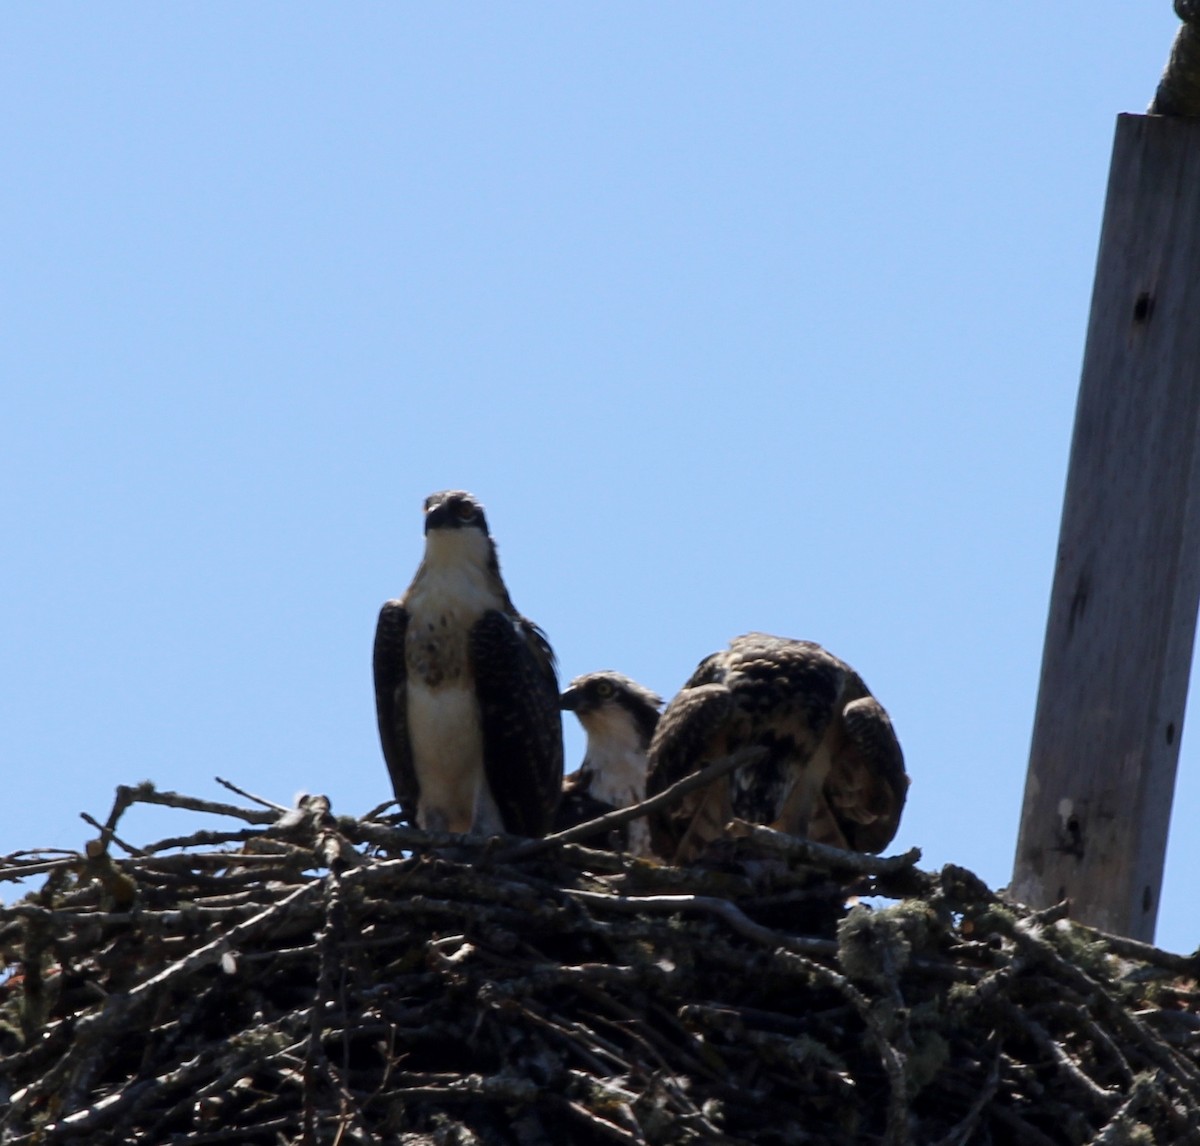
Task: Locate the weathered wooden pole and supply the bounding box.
[1011,110,1200,941]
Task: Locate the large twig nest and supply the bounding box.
[1,781,1199,1145]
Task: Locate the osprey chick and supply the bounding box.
[373,490,563,837]
[556,671,663,855]
[646,633,907,863]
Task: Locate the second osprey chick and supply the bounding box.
[557,671,662,855]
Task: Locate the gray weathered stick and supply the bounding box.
[496,747,767,862]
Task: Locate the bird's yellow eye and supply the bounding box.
[596,680,614,698]
[455,502,476,521]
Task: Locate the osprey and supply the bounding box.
[372,490,564,837]
[645,633,908,863]
[556,671,663,855]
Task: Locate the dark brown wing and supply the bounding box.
[555,770,613,826]
[372,600,416,820]
[822,695,908,853]
[471,610,564,837]
[645,682,734,860]
[553,770,628,849]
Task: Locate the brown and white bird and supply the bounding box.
[645,633,907,863]
[556,671,663,855]
[372,490,563,837]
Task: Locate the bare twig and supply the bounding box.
[215,776,292,812]
[79,813,145,857]
[1090,925,1200,979]
[567,888,839,958]
[724,821,922,873]
[496,747,768,862]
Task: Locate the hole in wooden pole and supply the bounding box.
[1132,291,1154,323]
[1166,722,1176,746]
[1065,815,1084,857]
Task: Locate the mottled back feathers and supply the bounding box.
[646,633,907,862]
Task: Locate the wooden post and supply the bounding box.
[1011,113,1200,942]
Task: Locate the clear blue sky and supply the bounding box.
[3,6,1194,949]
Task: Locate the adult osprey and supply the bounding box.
[556,671,663,855]
[372,490,563,837]
[645,633,907,863]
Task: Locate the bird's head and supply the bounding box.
[561,671,663,749]
[420,489,498,573]
[423,489,489,536]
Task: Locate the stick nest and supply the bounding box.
[2,781,1200,1146]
